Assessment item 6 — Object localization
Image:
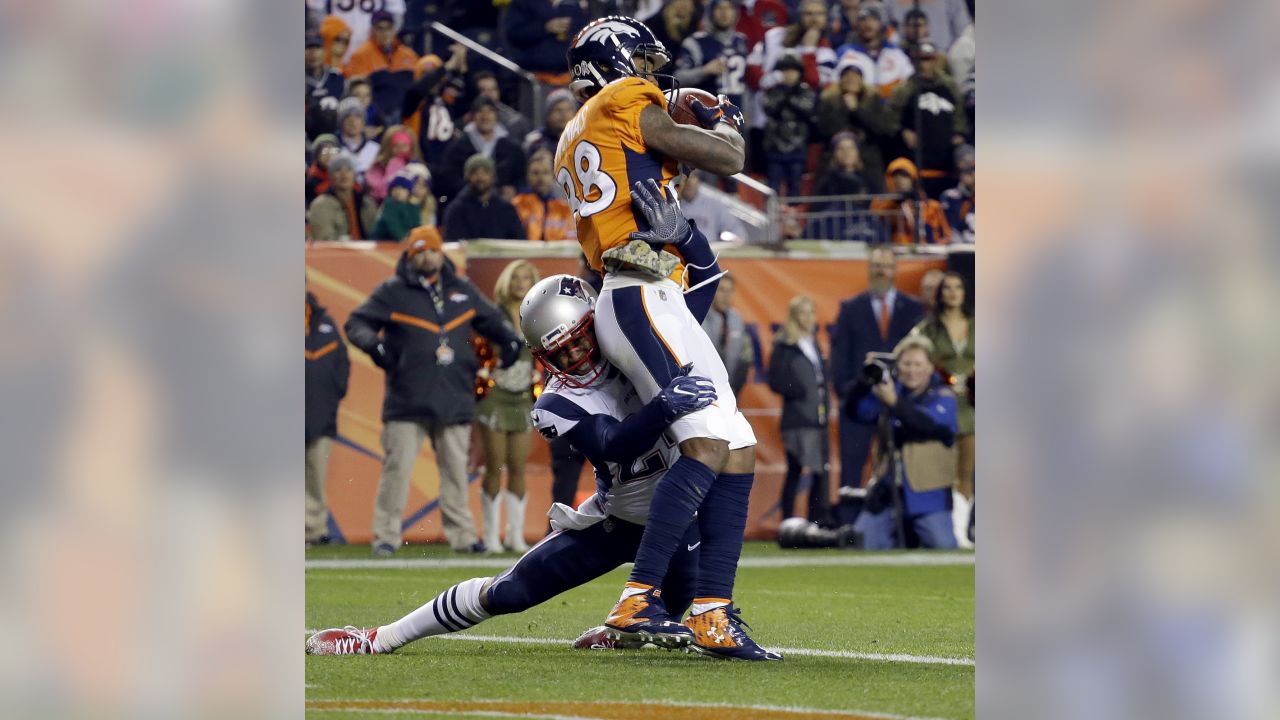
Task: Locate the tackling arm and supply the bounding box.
[638,104,744,177]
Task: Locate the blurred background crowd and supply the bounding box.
[304,0,976,245]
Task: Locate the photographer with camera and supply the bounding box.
[845,335,958,549]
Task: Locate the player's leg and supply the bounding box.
[306,520,640,656]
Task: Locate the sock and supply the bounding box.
[375,576,492,652]
[628,456,718,588]
[617,581,653,603]
[694,472,753,600]
[690,598,731,615]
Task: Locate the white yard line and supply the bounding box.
[302,630,973,666]
[306,553,974,571]
[305,698,952,720]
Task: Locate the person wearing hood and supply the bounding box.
[443,154,528,241]
[344,226,524,555]
[344,10,419,79]
[305,285,350,546]
[371,174,421,241]
[869,157,952,245]
[522,88,577,157]
[306,134,340,207]
[438,96,526,203]
[307,152,379,241]
[318,14,353,70]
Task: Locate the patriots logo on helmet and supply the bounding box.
[558,276,583,297]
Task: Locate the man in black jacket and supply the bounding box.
[344,226,523,555]
[442,153,528,241]
[830,246,923,490]
[306,287,351,545]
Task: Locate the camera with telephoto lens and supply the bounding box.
[860,351,897,385]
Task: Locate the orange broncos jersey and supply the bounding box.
[553,77,681,278]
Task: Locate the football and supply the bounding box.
[665,87,720,127]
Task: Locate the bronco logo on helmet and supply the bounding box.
[567,15,678,101]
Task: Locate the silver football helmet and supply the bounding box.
[519,275,605,388]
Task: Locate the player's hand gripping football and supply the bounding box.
[630,178,692,250]
[656,363,717,422]
[689,94,745,134]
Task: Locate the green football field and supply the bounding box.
[306,542,974,720]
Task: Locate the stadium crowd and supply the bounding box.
[304,0,976,244]
[305,0,976,551]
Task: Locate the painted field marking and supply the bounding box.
[306,553,974,571]
[303,630,973,666]
[304,698,952,720]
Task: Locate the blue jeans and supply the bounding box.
[854,507,957,549]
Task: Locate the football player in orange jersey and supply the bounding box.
[548,16,778,660]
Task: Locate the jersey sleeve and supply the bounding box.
[605,78,668,150]
[530,393,590,440]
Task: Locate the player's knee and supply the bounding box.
[725,445,755,475]
[679,437,730,472]
[484,577,534,616]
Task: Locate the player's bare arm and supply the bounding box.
[638,104,745,177]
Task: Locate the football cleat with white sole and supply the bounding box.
[572,625,651,650]
[306,626,383,655]
[683,605,783,661]
[603,583,694,648]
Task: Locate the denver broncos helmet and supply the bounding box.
[567,16,677,100]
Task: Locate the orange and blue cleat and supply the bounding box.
[683,604,783,661]
[603,582,694,649]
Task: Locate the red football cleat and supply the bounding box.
[306,626,382,655]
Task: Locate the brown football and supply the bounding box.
[666,87,719,127]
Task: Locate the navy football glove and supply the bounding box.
[629,179,692,249]
[690,94,745,134]
[655,363,717,422]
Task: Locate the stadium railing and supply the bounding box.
[426,21,545,131]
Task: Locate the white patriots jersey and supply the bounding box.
[530,367,679,526]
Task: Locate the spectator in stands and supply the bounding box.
[745,0,836,168]
[512,150,576,241]
[676,0,750,111]
[737,0,789,49]
[826,0,865,50]
[889,41,968,197]
[918,268,945,315]
[439,96,527,203]
[816,58,893,191]
[768,295,832,525]
[475,260,542,554]
[702,273,753,400]
[345,226,523,555]
[443,154,527,241]
[344,10,418,79]
[846,334,958,549]
[306,33,345,140]
[807,133,879,241]
[365,126,422,202]
[523,89,576,157]
[885,0,971,55]
[401,162,438,227]
[307,152,379,241]
[813,133,871,197]
[948,18,975,94]
[870,158,952,244]
[940,145,975,243]
[898,8,932,61]
[307,0,406,65]
[833,2,913,99]
[305,284,350,546]
[679,170,747,243]
[318,14,353,70]
[831,245,923,490]
[371,174,421,241]
[402,50,469,179]
[474,71,534,146]
[762,54,816,198]
[336,97,381,178]
[910,271,975,548]
[306,134,340,207]
[647,0,699,58]
[345,78,383,139]
[504,0,588,86]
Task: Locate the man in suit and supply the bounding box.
[830,245,924,489]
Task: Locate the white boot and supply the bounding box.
[504,491,530,553]
[481,493,502,554]
[952,489,974,549]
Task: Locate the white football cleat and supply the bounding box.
[306,626,382,655]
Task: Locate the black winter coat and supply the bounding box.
[344,256,522,424]
[305,293,350,443]
[767,338,830,430]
